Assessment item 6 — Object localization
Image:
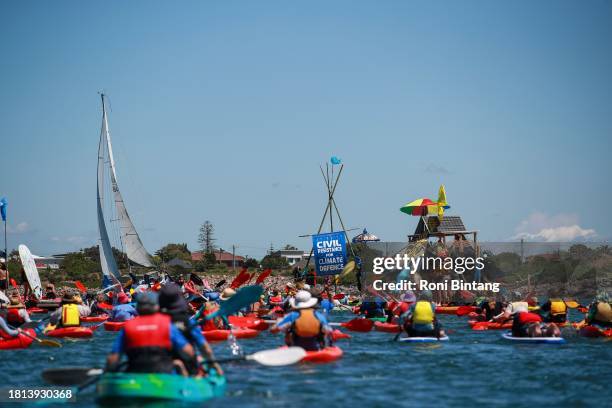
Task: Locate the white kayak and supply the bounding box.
[18,244,42,299]
[501,332,566,344]
[398,335,449,343]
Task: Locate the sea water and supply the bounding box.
[1,310,610,407]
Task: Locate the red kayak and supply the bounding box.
[374,321,401,333]
[202,328,260,342]
[436,306,478,315]
[27,307,47,314]
[104,321,127,332]
[301,346,343,363]
[46,327,94,338]
[469,320,512,331]
[579,326,612,338]
[81,314,109,323]
[331,329,351,341]
[228,316,269,331]
[0,329,36,349]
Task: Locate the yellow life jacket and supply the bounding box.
[412,301,434,325]
[594,302,612,323]
[293,309,321,337]
[62,304,80,327]
[550,299,567,316]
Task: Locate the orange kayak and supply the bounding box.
[579,326,612,338]
[301,346,343,363]
[331,329,351,341]
[228,316,269,331]
[374,321,402,333]
[104,321,127,331]
[202,328,260,342]
[46,326,93,338]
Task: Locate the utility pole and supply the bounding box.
[232,244,236,273]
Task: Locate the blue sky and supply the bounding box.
[1,1,611,258]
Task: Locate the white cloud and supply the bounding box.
[7,222,30,234]
[512,212,596,242]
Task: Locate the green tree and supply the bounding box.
[155,243,191,263]
[260,253,289,270]
[198,221,216,254]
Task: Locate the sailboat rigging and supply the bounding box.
[97,93,153,284]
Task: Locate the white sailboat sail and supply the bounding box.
[101,95,154,267]
[97,97,121,280]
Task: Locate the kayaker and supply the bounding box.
[159,283,223,376]
[492,295,528,323]
[270,290,332,351]
[43,283,57,300]
[0,260,7,291]
[109,292,138,322]
[511,306,560,337]
[539,292,568,324]
[400,292,445,338]
[0,315,21,339]
[478,297,504,322]
[310,288,333,316]
[106,292,195,375]
[585,292,612,328]
[360,297,386,319]
[47,292,81,329]
[90,293,113,316]
[5,294,31,327]
[74,294,92,318]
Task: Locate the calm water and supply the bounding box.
[2,310,610,407]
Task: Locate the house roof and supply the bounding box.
[413,216,472,236]
[191,251,245,262]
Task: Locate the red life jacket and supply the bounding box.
[97,302,114,310]
[517,311,542,325]
[6,308,25,326]
[123,313,173,373]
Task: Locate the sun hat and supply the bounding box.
[220,288,236,301]
[289,290,318,310]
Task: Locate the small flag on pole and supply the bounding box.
[0,198,7,222]
[330,156,342,165]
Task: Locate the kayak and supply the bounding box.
[301,346,343,363]
[81,314,108,323]
[27,307,47,314]
[202,328,259,342]
[104,321,127,331]
[0,329,36,350]
[501,332,566,344]
[469,321,512,331]
[436,306,477,315]
[228,316,269,331]
[374,321,401,333]
[367,317,387,322]
[331,329,351,341]
[578,326,612,338]
[97,372,226,403]
[46,327,94,338]
[398,335,449,343]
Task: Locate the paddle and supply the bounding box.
[42,347,307,388]
[75,280,87,293]
[6,323,61,347]
[214,279,227,289]
[202,285,263,321]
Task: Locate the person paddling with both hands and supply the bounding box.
[400,291,446,339]
[271,290,332,351]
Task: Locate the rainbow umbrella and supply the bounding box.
[400,198,438,216]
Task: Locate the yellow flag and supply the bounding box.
[437,184,447,220]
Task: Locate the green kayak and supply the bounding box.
[368,317,387,323]
[96,372,226,403]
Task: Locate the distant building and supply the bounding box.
[33,255,64,270]
[272,249,308,266]
[352,228,380,243]
[191,250,245,267]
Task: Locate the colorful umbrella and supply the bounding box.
[400,198,437,216]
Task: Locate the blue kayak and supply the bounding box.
[398,335,449,343]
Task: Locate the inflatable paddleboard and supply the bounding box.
[18,245,42,299]
[398,335,449,342]
[501,332,566,344]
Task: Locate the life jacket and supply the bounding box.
[6,308,25,326]
[594,302,612,323]
[61,304,80,327]
[412,301,434,325]
[290,309,323,351]
[517,311,542,325]
[269,296,282,304]
[97,302,114,310]
[550,299,567,316]
[123,313,173,373]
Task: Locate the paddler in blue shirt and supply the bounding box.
[400,292,445,338]
[106,292,195,375]
[109,292,138,322]
[271,290,331,351]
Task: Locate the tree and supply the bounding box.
[155,243,191,263]
[198,221,216,254]
[260,253,289,270]
[283,244,298,250]
[244,257,259,268]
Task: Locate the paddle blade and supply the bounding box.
[42,367,103,386]
[37,339,62,347]
[75,281,87,293]
[247,347,306,366]
[212,285,264,319]
[255,269,272,285]
[214,279,227,289]
[341,318,374,332]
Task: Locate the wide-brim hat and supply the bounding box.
[289,290,318,310]
[220,288,236,301]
